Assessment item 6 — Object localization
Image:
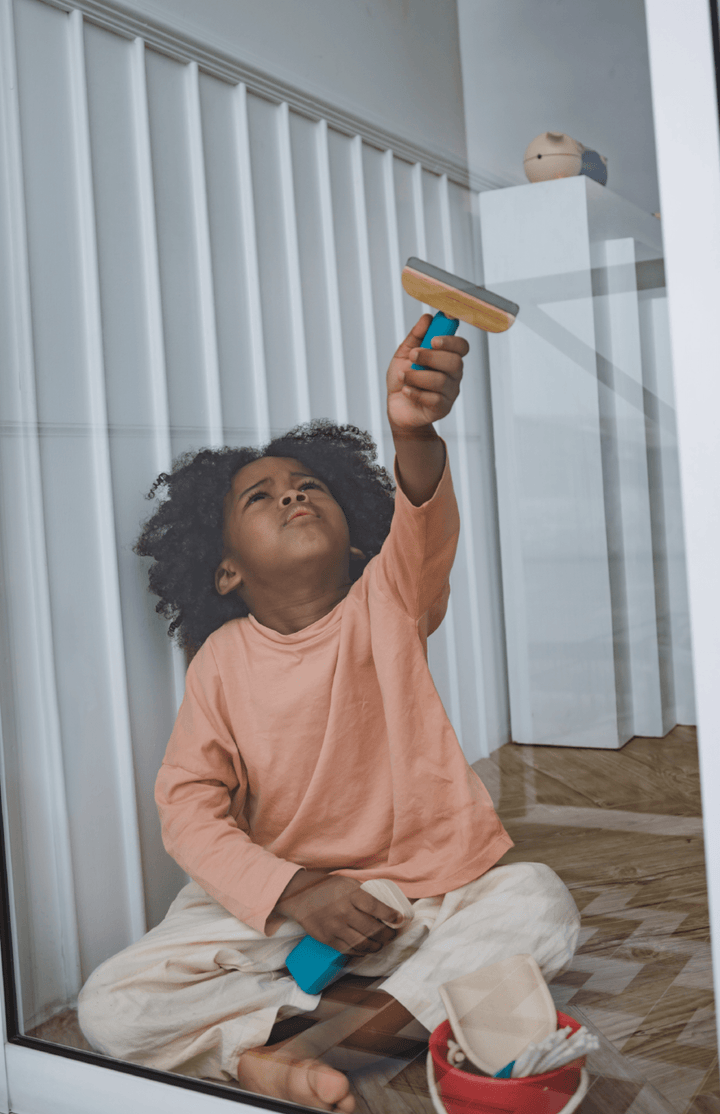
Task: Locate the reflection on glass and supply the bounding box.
[0,1,711,1112]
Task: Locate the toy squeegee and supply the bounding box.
[286,879,413,994]
[401,256,519,368]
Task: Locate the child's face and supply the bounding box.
[215,456,352,604]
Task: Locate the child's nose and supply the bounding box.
[280,491,307,505]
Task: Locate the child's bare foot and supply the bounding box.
[237,1038,354,1112]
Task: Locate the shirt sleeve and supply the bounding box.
[155,643,303,934]
[371,439,460,624]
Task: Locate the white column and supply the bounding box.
[591,236,664,738]
[638,293,695,726]
[480,177,619,748]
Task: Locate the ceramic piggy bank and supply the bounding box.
[524,132,608,186]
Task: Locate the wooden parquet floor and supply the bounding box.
[30,726,716,1113]
[477,725,717,1114]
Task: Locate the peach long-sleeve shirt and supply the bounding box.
[155,450,513,934]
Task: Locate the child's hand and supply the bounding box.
[386,314,468,433]
[275,871,403,955]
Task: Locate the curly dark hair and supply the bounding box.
[134,420,396,652]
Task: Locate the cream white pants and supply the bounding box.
[78,861,580,1081]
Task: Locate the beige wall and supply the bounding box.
[113,0,468,167]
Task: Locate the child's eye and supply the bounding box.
[246,491,267,504]
[300,481,323,491]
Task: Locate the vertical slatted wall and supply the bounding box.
[0,0,509,1027]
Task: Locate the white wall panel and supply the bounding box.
[198,74,269,443]
[357,142,405,474]
[245,93,307,433]
[82,22,188,932]
[0,0,81,1030]
[144,48,223,455]
[66,5,146,941]
[276,101,312,426]
[348,135,386,460]
[326,128,381,447]
[391,157,426,330]
[361,146,403,376]
[11,0,145,992]
[288,114,347,424]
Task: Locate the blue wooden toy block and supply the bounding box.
[411,310,459,369]
[286,935,348,995]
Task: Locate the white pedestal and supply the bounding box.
[479,176,692,747]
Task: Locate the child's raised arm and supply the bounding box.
[386,314,468,506]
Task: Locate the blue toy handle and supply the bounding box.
[412,310,460,370]
[286,934,348,995]
[494,1060,515,1078]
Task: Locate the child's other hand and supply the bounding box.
[386,314,468,432]
[275,871,403,955]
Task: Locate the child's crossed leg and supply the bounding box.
[78,861,580,1111]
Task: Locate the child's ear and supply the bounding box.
[214,558,243,597]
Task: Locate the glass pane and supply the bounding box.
[0,1,715,1112]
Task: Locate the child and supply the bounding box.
[78,317,580,1112]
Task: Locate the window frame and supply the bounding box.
[0,785,293,1113]
[2,0,720,1108]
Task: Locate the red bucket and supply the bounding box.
[428,1011,587,1114]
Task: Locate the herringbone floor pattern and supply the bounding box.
[30,726,716,1113]
[483,726,717,1114]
